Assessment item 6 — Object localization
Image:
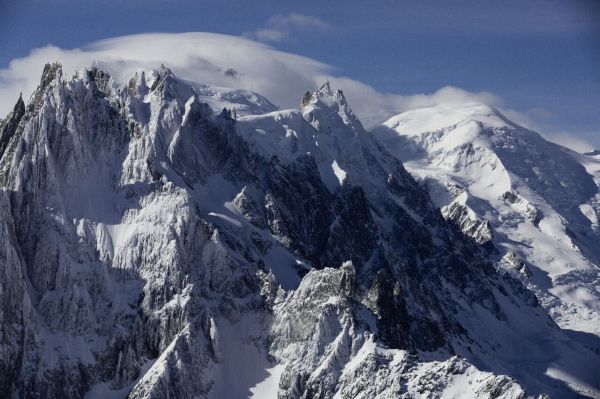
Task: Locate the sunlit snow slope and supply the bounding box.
[374,103,600,336]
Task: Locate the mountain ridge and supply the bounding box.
[0,63,598,398]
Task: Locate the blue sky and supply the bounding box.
[1,0,599,149]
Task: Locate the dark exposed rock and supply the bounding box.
[443,200,494,244]
[0,94,25,161]
[265,155,335,267]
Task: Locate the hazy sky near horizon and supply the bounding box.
[1,0,599,149]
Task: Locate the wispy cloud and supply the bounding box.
[501,108,596,152]
[245,13,330,43]
[0,32,504,130]
[1,30,593,154]
[542,132,596,153]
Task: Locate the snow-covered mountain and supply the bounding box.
[0,64,599,399]
[374,103,600,336]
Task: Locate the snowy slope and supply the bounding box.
[0,65,598,399]
[374,103,600,336]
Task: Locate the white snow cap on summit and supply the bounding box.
[381,103,509,134]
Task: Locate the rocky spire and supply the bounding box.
[150,64,175,92]
[301,91,312,108]
[127,71,149,97]
[25,63,63,114]
[301,81,364,133]
[317,80,333,96]
[15,93,25,114]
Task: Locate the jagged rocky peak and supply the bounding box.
[149,63,176,91]
[300,80,363,133]
[14,92,25,114]
[301,80,347,109]
[40,61,63,87]
[127,70,149,97]
[318,79,332,94]
[300,90,312,107]
[24,62,64,113]
[72,66,119,99]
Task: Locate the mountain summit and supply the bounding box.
[0,65,598,398]
[374,103,600,337]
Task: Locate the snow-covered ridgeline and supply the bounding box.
[0,64,598,398]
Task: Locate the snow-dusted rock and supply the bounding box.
[0,65,598,399]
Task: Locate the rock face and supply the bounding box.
[0,65,599,398]
[442,192,494,245]
[0,94,25,160]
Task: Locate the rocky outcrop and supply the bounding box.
[443,198,493,244]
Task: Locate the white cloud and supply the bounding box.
[500,108,597,153]
[0,32,510,130]
[245,13,330,43]
[540,132,596,153]
[0,33,325,118]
